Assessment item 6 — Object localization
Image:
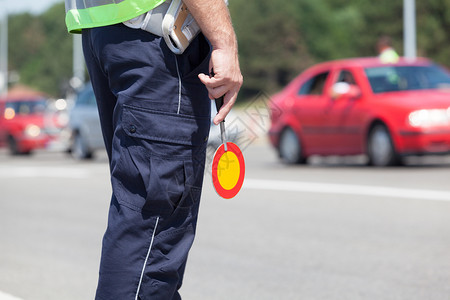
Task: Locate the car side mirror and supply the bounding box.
[331,82,361,99]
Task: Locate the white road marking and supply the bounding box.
[0,167,90,179]
[244,178,450,202]
[2,166,450,202]
[0,291,24,300]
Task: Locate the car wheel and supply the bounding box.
[367,124,400,166]
[279,128,306,164]
[8,136,30,155]
[71,133,93,160]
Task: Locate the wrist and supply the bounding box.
[210,33,238,54]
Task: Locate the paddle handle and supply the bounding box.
[210,69,224,115]
[214,96,227,151]
[210,69,228,151]
[214,96,224,114]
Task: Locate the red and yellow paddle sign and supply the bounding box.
[212,142,245,199]
[211,95,245,199]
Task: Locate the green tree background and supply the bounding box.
[3,1,450,98]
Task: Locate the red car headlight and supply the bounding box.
[24,124,42,138]
[408,108,450,128]
[4,108,15,120]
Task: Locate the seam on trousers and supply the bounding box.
[174,55,182,114]
[135,216,160,300]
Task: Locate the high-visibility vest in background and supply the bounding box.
[65,0,166,34]
[379,47,400,64]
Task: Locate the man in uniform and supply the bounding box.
[65,0,243,299]
[377,35,399,64]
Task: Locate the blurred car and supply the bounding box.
[0,91,67,155]
[68,84,104,159]
[269,57,450,166]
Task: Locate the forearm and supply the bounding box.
[183,0,237,52]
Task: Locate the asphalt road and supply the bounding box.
[1,141,450,300]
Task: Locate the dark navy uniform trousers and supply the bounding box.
[82,24,211,300]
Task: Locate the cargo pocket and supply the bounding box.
[111,104,210,215]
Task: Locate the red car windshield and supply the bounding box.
[365,65,450,93]
[6,99,47,116]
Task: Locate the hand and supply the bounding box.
[183,0,243,124]
[199,47,243,125]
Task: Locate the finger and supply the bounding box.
[198,73,222,89]
[213,106,230,125]
[213,91,237,125]
[198,73,210,83]
[208,85,229,100]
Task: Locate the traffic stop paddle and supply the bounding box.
[211,96,245,199]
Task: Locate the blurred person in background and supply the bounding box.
[377,35,399,64]
[64,0,242,299]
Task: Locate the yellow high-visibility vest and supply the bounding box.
[65,0,166,34]
[379,48,400,64]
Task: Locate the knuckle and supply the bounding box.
[211,91,222,99]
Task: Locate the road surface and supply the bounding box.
[1,141,450,300]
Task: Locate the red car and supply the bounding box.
[268,57,450,166]
[0,90,65,155]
